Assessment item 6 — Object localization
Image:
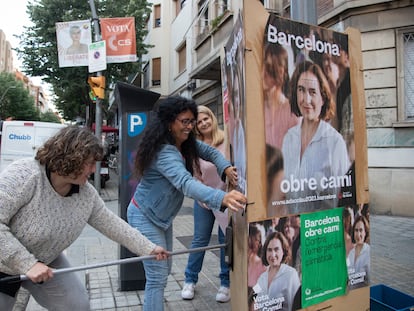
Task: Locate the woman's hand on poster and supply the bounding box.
[222,190,247,212]
[225,166,238,187]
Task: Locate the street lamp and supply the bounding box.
[0,85,17,120]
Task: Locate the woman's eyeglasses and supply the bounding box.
[176,118,197,127]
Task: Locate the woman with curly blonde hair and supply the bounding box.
[182,105,231,303]
[0,126,167,310]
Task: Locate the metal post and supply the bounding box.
[290,0,317,24]
[88,0,103,192]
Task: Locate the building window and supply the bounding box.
[215,0,228,16]
[397,28,414,121]
[143,62,150,89]
[198,0,209,35]
[174,0,187,16]
[178,43,186,74]
[154,4,161,28]
[152,57,161,86]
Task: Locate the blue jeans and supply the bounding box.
[184,201,229,288]
[127,204,172,311]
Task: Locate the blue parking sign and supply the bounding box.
[127,113,147,137]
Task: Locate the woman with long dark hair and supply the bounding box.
[127,96,247,311]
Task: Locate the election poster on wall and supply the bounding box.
[222,14,247,196]
[238,2,370,308]
[100,17,137,64]
[56,20,92,68]
[300,208,347,307]
[247,204,370,310]
[263,14,356,217]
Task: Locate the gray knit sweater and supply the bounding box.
[0,158,156,275]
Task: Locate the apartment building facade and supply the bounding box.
[316,0,414,216]
[139,0,414,216]
[0,30,14,73]
[1,29,52,116]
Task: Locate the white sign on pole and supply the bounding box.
[88,40,107,73]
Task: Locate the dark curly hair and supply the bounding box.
[35,126,104,177]
[134,96,200,176]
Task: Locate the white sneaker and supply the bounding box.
[216,286,230,303]
[181,282,195,300]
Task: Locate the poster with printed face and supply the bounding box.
[222,14,247,196]
[263,14,356,216]
[248,217,301,311]
[247,205,370,310]
[56,20,92,68]
[244,10,370,310]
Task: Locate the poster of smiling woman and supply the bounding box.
[263,14,356,216]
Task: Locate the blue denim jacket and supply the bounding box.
[132,140,231,230]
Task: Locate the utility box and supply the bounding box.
[113,82,160,290]
[370,284,414,311]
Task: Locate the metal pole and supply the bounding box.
[89,0,102,192]
[290,0,317,24]
[0,244,226,283]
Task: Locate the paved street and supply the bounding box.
[16,169,414,310]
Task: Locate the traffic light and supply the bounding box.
[88,76,105,99]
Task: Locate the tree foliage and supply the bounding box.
[39,111,62,123]
[15,0,152,122]
[0,73,40,121]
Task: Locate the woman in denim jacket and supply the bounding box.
[127,96,247,311]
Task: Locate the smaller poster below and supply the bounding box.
[248,216,302,311]
[56,20,92,68]
[300,208,347,307]
[345,204,371,291]
[247,207,360,310]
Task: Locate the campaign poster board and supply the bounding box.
[263,14,356,217]
[56,20,91,67]
[247,204,370,311]
[225,1,369,310]
[100,17,137,64]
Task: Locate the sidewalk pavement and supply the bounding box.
[20,171,414,310]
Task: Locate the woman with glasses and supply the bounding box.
[127,96,247,311]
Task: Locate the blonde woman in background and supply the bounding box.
[181,105,231,303]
